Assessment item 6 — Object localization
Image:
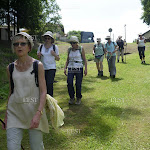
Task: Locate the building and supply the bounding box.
[0,26,17,41]
[142,30,150,42]
[81,31,94,43]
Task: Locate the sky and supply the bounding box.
[56,0,150,43]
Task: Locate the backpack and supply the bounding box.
[40,44,56,52]
[94,43,104,52]
[9,60,39,94]
[105,42,115,48]
[68,46,84,63]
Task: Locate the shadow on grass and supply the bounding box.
[141,63,150,65]
[97,75,109,80]
[110,77,123,82]
[60,99,142,143]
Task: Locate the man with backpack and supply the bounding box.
[116,36,124,63]
[37,31,60,97]
[104,36,118,78]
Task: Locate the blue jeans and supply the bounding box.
[7,128,44,150]
[45,69,56,97]
[67,68,83,99]
[107,56,116,76]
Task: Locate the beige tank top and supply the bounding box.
[7,62,49,133]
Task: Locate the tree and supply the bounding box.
[67,30,81,42]
[0,0,62,40]
[141,0,150,25]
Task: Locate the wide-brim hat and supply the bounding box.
[97,38,101,41]
[13,32,34,49]
[69,36,79,43]
[105,36,111,40]
[118,35,122,38]
[42,31,54,39]
[138,33,143,36]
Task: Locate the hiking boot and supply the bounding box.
[69,98,75,105]
[75,98,81,105]
[111,75,115,78]
[100,71,103,77]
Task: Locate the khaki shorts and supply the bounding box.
[94,55,104,62]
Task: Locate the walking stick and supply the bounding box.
[125,44,127,63]
[0,118,25,150]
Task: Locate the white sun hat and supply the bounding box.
[69,36,79,43]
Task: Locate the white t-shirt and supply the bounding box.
[138,37,145,47]
[37,44,59,70]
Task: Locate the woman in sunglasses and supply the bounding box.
[64,36,87,105]
[37,31,60,97]
[93,38,105,76]
[3,32,49,149]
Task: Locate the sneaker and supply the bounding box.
[143,61,145,64]
[112,75,115,78]
[69,98,75,105]
[117,60,119,63]
[122,59,124,62]
[75,98,81,105]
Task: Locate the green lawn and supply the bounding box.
[0,43,150,149]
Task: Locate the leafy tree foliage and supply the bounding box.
[141,0,150,25]
[67,30,81,42]
[0,0,62,40]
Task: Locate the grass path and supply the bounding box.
[0,45,150,150]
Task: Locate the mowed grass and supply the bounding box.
[0,43,150,149]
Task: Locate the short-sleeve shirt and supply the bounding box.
[94,43,104,56]
[137,38,145,47]
[105,42,117,56]
[37,44,59,70]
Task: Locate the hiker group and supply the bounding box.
[93,35,126,78]
[1,31,146,150]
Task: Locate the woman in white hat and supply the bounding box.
[3,32,49,149]
[93,38,105,76]
[137,33,146,64]
[37,31,60,97]
[104,36,118,78]
[64,36,87,105]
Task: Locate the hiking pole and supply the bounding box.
[0,119,25,150]
[125,44,127,63]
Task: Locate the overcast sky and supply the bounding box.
[56,0,149,43]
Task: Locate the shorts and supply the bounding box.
[94,55,104,62]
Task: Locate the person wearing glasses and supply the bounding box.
[3,32,49,150]
[64,36,87,105]
[37,31,60,97]
[93,38,105,76]
[104,36,118,78]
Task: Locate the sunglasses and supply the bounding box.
[70,42,77,44]
[45,37,51,40]
[13,42,28,47]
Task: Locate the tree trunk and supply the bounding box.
[7,0,10,43]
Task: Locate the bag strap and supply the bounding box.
[40,44,55,52]
[31,60,39,87]
[9,63,14,94]
[53,44,55,52]
[40,44,43,52]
